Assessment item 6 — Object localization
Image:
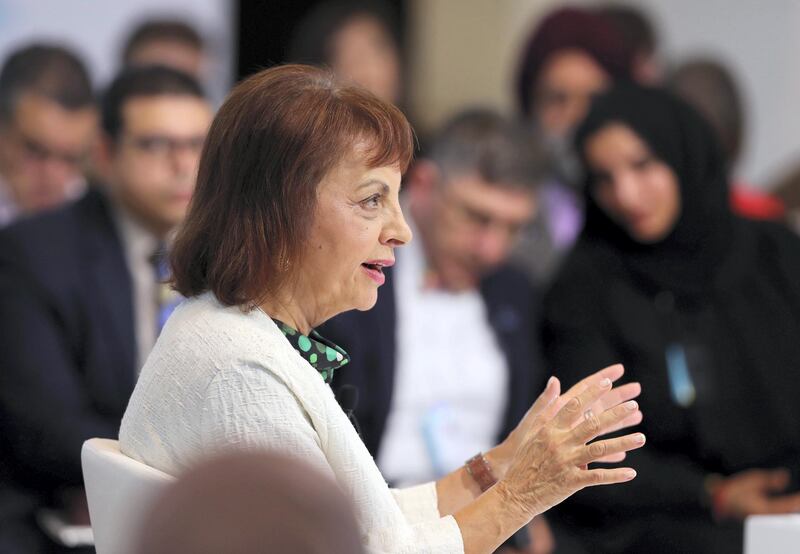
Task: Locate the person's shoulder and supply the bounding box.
[480,263,540,308]
[744,217,800,246]
[486,263,535,290]
[542,238,620,324]
[0,200,76,252]
[0,189,108,269]
[742,217,800,269]
[550,238,615,293]
[163,294,298,371]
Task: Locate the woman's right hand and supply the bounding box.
[497,375,645,519]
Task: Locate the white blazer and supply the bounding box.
[119,293,464,553]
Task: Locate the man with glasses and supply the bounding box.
[0,65,211,553]
[321,109,553,551]
[0,44,97,227]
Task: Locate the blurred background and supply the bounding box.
[0,0,796,187]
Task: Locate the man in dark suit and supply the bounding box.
[321,109,550,549]
[0,66,212,553]
[0,44,97,228]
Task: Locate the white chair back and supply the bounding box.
[745,514,800,554]
[81,438,173,554]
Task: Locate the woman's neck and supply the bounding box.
[259,298,314,335]
[258,282,337,336]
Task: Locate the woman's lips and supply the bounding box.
[361,264,386,285]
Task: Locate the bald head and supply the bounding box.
[137,450,364,554]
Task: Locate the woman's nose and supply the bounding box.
[612,172,642,211]
[384,205,412,246]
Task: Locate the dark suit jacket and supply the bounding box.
[0,187,136,530]
[320,264,546,460]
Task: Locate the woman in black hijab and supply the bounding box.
[543,84,800,553]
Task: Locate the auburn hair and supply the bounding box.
[171,64,413,307]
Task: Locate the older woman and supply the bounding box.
[544,84,800,552]
[119,65,645,553]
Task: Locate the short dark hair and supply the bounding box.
[122,19,204,64]
[669,58,744,166]
[288,0,400,65]
[171,64,413,307]
[427,108,548,190]
[597,3,658,57]
[101,65,205,140]
[0,43,93,122]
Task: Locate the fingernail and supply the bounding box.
[625,400,638,412]
[547,376,557,388]
[597,378,612,389]
[625,469,637,480]
[633,433,646,444]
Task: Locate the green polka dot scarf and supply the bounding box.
[272,319,350,384]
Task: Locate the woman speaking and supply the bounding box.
[119,65,644,553]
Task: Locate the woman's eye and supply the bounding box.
[632,157,653,170]
[361,194,382,209]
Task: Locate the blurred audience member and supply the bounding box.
[121,18,207,81]
[0,66,211,553]
[670,57,785,220]
[321,109,553,552]
[288,0,403,105]
[0,44,96,228]
[512,7,633,285]
[138,450,364,554]
[544,84,800,553]
[597,3,663,85]
[771,167,800,233]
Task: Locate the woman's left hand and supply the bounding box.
[490,364,642,477]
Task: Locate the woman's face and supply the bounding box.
[330,15,401,104]
[534,49,611,140]
[585,123,682,244]
[297,155,411,318]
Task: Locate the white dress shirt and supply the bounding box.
[112,204,161,372]
[377,230,509,487]
[0,176,19,228]
[119,293,465,553]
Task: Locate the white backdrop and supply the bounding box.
[0,0,234,104]
[635,0,800,186]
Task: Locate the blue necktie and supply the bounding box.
[150,244,183,334]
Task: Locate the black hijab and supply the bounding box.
[575,84,734,297]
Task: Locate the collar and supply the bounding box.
[0,174,19,227]
[271,318,350,384]
[111,199,162,265]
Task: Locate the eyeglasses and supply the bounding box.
[123,134,206,158]
[13,131,87,170]
[443,193,527,239]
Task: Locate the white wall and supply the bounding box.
[0,0,234,104]
[635,0,800,186]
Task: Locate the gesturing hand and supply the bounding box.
[497,372,645,519]
[496,364,642,475]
